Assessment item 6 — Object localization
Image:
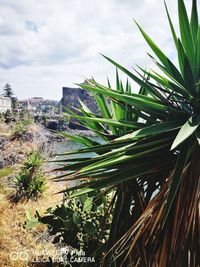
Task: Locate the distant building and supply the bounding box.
[18,98,59,115]
[28,97,44,105]
[0,97,12,113]
[18,99,36,112]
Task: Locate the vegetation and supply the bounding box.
[1,83,18,111]
[0,167,14,179]
[22,118,34,126]
[0,113,3,123]
[51,0,200,266]
[11,119,34,140]
[0,121,63,266]
[11,122,28,139]
[11,96,18,109]
[0,167,14,193]
[30,190,112,266]
[3,109,12,124]
[3,83,13,98]
[14,152,46,200]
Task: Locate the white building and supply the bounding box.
[0,97,12,113]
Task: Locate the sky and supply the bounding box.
[0,0,197,100]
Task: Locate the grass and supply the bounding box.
[0,167,14,179]
[0,175,65,266]
[0,167,15,195]
[0,123,68,266]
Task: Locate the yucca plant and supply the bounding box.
[61,70,149,143]
[53,0,200,266]
[14,152,46,200]
[23,151,43,180]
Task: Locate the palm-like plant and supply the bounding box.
[54,0,200,266]
[61,70,149,142]
[14,152,46,200]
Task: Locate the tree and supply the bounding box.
[11,97,18,109]
[2,83,18,110]
[3,83,13,98]
[52,0,199,266]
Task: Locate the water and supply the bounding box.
[53,136,103,159]
[52,136,102,187]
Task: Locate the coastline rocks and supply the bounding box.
[46,134,64,144]
[0,123,96,170]
[0,125,50,168]
[10,132,34,142]
[3,152,24,166]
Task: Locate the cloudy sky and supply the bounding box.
[0,0,197,100]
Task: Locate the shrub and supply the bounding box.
[14,152,46,200]
[35,190,112,264]
[3,110,12,124]
[23,151,42,171]
[22,118,34,126]
[11,122,28,140]
[15,172,46,199]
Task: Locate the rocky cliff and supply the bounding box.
[61,87,98,113]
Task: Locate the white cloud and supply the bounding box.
[0,0,197,99]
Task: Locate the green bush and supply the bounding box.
[23,151,43,170]
[3,110,12,124]
[12,122,28,139]
[35,190,112,264]
[15,172,46,199]
[14,152,46,200]
[22,118,34,126]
